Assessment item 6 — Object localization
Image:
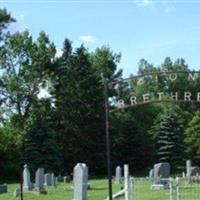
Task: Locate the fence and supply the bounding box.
[130,177,200,200]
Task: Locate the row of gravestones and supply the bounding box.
[0,164,58,196]
[23,164,58,193]
[148,160,200,189]
[0,163,88,200]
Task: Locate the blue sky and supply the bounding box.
[1,0,200,77]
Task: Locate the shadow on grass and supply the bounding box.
[89,187,107,191]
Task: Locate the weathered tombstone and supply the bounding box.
[153,162,170,186]
[35,168,45,192]
[73,163,88,200]
[189,167,199,177]
[13,188,21,197]
[44,173,52,187]
[115,166,122,184]
[55,177,58,185]
[186,160,192,177]
[182,172,186,178]
[0,184,7,193]
[23,164,32,191]
[149,169,154,181]
[50,173,55,187]
[64,176,71,183]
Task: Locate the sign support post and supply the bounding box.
[104,79,112,200]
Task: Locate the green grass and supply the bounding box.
[1,179,200,200]
[0,179,123,200]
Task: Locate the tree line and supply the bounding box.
[0,8,200,179]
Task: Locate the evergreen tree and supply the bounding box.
[185,111,200,165]
[24,101,62,173]
[149,109,185,170]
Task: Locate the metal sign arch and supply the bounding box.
[104,70,200,200]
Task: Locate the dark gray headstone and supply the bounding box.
[189,167,199,177]
[153,162,170,185]
[0,184,7,193]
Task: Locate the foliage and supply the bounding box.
[23,100,62,173]
[185,111,200,165]
[149,108,185,170]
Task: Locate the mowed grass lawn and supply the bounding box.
[0,179,124,200]
[1,178,200,200]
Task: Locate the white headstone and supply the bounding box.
[115,166,122,184]
[13,188,21,197]
[23,164,32,191]
[35,168,44,191]
[73,163,88,200]
[149,169,154,181]
[186,160,192,177]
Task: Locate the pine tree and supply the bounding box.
[150,110,184,169]
[185,111,200,165]
[24,103,62,173]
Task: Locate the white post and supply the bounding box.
[130,177,133,200]
[169,177,173,200]
[176,177,180,200]
[124,164,130,200]
[186,160,191,177]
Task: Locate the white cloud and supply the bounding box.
[133,0,155,7]
[56,49,63,58]
[79,35,96,43]
[37,88,51,99]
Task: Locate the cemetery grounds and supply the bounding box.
[1,178,200,200]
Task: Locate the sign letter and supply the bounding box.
[143,93,150,103]
[130,96,137,105]
[171,92,178,101]
[184,92,191,101]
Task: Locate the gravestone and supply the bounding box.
[149,169,154,181]
[55,177,58,185]
[51,173,56,187]
[23,164,32,191]
[186,160,192,177]
[13,188,21,197]
[64,176,71,183]
[153,162,170,187]
[189,167,199,177]
[44,173,52,186]
[0,184,7,193]
[35,168,45,192]
[182,172,186,178]
[73,163,88,200]
[115,166,122,184]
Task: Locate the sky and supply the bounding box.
[1,0,200,77]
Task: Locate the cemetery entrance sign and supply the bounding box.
[104,70,200,200]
